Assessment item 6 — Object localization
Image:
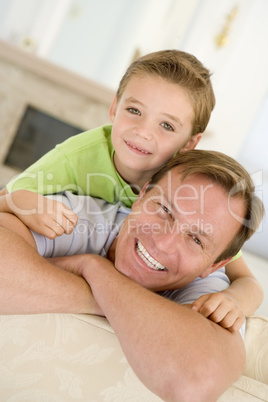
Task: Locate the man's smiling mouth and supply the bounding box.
[136,240,166,271]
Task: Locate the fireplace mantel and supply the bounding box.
[0,40,114,188]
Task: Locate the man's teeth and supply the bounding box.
[136,241,166,271]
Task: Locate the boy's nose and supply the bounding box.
[135,123,153,141]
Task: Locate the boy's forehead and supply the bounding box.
[123,72,184,95]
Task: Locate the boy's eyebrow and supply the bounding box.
[124,97,144,107]
[163,113,183,128]
[124,97,183,127]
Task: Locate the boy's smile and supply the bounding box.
[109,74,201,188]
[124,139,152,156]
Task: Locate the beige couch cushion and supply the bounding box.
[243,315,268,384]
[0,313,267,401]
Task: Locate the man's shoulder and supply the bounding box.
[64,192,130,221]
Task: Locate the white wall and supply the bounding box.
[177,0,268,157]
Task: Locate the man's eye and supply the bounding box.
[127,108,140,115]
[159,203,174,220]
[161,122,174,131]
[192,236,202,247]
[161,204,170,213]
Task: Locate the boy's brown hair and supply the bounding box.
[116,49,216,137]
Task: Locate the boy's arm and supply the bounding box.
[0,187,8,196]
[224,255,263,315]
[0,189,78,238]
[192,255,263,332]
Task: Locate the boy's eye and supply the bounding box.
[161,122,174,131]
[127,107,141,115]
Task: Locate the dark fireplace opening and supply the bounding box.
[4,105,84,171]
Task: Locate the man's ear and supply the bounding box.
[199,257,233,279]
[109,95,118,122]
[180,133,202,152]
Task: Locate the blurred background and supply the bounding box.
[0,0,267,313]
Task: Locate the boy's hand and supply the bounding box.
[6,190,78,239]
[191,292,245,332]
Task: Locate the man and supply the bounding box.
[0,150,264,401]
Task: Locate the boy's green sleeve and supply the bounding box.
[6,147,77,195]
[229,250,242,263]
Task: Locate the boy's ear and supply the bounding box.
[180,133,202,151]
[109,95,118,122]
[199,257,233,279]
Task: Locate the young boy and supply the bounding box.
[0,49,263,331]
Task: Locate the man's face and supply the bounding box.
[112,170,245,291]
[109,74,201,183]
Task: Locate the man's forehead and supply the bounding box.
[152,170,222,204]
[151,172,244,231]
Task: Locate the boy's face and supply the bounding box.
[110,74,201,182]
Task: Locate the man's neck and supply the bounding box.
[107,237,117,264]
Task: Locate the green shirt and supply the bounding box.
[6,124,137,208]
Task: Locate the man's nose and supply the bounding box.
[153,226,181,255]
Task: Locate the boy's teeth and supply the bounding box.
[134,146,149,154]
[127,141,149,154]
[136,241,166,271]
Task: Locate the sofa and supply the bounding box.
[0,311,267,401]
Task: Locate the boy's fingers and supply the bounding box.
[192,294,218,316]
[53,214,76,235]
[61,209,78,226]
[228,316,245,332]
[50,222,65,237]
[41,226,59,240]
[62,216,76,234]
[191,295,208,311]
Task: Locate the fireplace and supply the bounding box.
[4,105,83,171]
[0,40,114,188]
